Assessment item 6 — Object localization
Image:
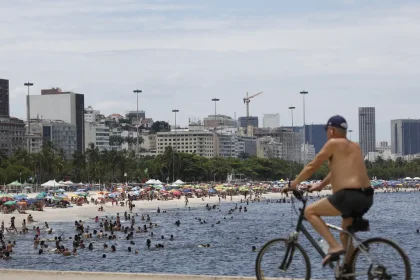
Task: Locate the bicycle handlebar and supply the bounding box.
[292,188,308,202]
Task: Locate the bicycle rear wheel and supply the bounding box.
[349,237,411,280]
[256,238,311,280]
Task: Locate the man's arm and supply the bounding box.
[309,172,331,192]
[290,140,335,189]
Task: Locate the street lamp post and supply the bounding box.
[133,89,142,156]
[348,129,353,141]
[300,91,308,164]
[172,109,179,183]
[211,98,219,131]
[24,82,34,153]
[288,106,296,162]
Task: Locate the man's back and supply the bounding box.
[328,138,370,192]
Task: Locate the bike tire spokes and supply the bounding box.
[350,238,411,280]
[256,238,311,280]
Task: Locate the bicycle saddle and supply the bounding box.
[347,217,370,233]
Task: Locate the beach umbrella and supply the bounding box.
[4,201,16,206]
[182,189,192,193]
[56,189,66,193]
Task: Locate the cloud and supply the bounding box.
[1,1,420,142]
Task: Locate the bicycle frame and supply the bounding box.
[280,195,372,275]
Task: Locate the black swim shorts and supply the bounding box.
[327,187,374,218]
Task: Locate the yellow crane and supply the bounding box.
[243,91,263,135]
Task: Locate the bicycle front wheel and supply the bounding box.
[349,237,411,280]
[256,238,311,280]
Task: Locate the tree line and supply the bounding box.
[0,142,418,185]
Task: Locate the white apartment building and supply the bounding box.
[217,133,241,157]
[85,106,100,122]
[263,114,280,129]
[157,130,217,158]
[84,122,110,151]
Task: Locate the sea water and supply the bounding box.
[1,192,419,279]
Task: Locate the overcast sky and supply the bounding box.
[1,0,420,142]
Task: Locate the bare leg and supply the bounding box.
[304,198,343,252]
[341,218,354,264]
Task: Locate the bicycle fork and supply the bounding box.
[279,242,295,270]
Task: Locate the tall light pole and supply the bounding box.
[288,106,296,162]
[300,91,308,164]
[133,89,142,155]
[172,109,179,183]
[24,82,34,153]
[348,129,353,141]
[211,98,219,131]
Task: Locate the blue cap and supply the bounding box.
[325,115,348,130]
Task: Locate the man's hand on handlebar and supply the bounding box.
[308,182,323,192]
[281,181,297,193]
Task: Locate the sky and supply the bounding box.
[1,0,420,142]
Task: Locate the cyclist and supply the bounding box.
[282,115,373,267]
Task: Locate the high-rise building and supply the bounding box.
[29,90,85,153]
[391,119,420,156]
[304,124,328,154]
[358,107,376,155]
[263,114,280,128]
[238,116,258,128]
[0,117,26,156]
[0,78,26,156]
[0,79,9,117]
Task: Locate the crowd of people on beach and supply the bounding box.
[0,188,419,262]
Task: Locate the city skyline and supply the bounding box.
[2,1,420,142]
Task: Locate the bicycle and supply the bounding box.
[255,189,411,280]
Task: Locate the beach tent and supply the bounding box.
[155,180,163,184]
[173,179,185,185]
[413,177,420,180]
[64,181,74,185]
[7,181,22,187]
[145,179,158,184]
[404,177,412,180]
[41,180,65,188]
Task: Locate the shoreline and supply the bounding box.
[0,188,414,228]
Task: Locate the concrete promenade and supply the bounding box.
[0,269,300,280]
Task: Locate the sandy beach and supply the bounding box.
[0,190,330,228]
[0,188,401,228]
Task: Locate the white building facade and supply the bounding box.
[156,130,217,158]
[29,91,85,152]
[84,122,110,151]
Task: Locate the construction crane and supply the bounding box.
[243,91,263,135]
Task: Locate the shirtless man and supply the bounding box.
[283,115,373,267]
